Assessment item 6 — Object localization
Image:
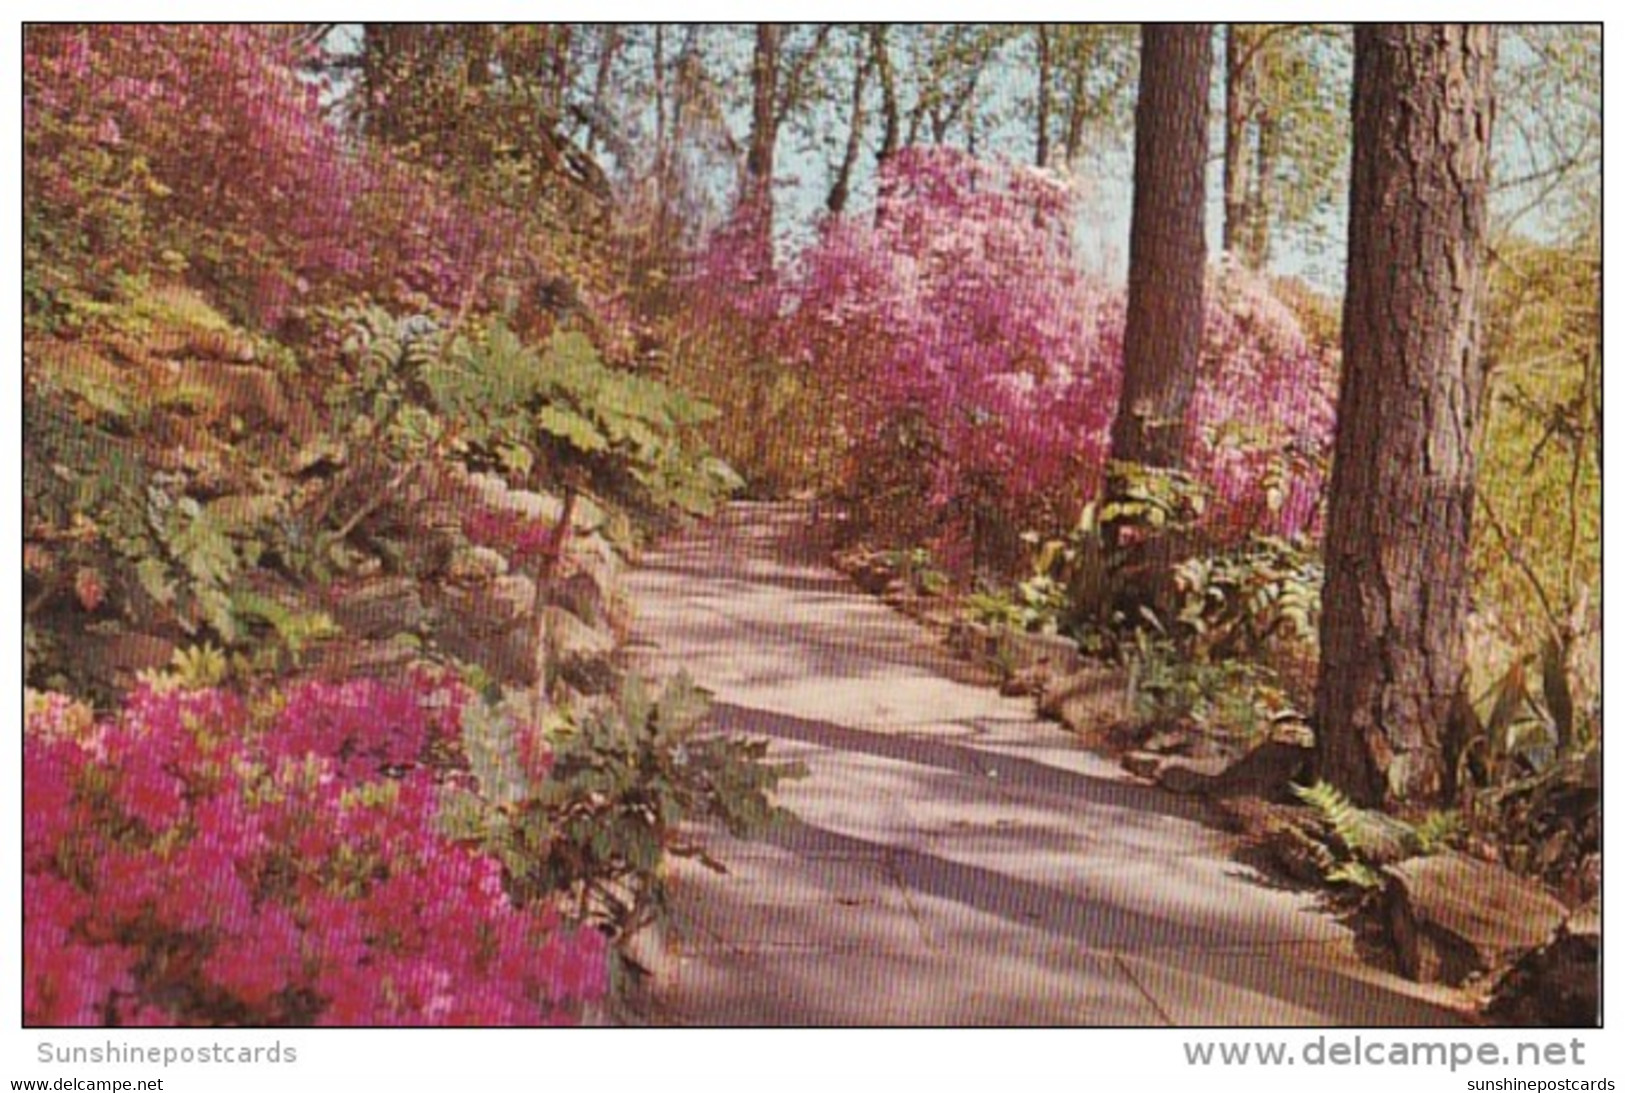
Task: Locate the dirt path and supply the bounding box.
[625,502,1465,1026]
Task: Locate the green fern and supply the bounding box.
[1290,780,1447,891]
[1293,780,1414,860]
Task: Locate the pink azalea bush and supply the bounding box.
[23,25,538,325]
[24,680,608,1027]
[688,147,1336,568]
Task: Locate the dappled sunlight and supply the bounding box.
[629,502,1469,1025]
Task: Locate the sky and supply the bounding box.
[315,23,1600,297]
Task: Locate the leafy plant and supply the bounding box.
[1290,781,1459,891]
[1452,636,1594,794]
[1124,627,1299,742]
[138,643,231,691]
[426,321,737,521]
[1171,534,1322,659]
[439,672,804,938]
[880,547,951,598]
[1448,640,1600,888]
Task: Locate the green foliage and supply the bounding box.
[440,673,805,936]
[879,547,951,598]
[1448,636,1601,886]
[1291,781,1458,891]
[1454,636,1595,795]
[138,643,231,691]
[1476,236,1600,653]
[1171,535,1321,660]
[1125,629,1298,742]
[965,579,1063,634]
[1100,460,1208,533]
[415,316,737,520]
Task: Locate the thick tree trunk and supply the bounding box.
[1111,24,1213,471]
[1317,24,1497,808]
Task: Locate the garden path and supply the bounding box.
[625,502,1465,1026]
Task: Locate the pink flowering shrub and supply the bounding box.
[688,147,1336,570]
[23,25,540,326]
[24,680,608,1027]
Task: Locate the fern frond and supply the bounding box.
[1292,780,1417,863]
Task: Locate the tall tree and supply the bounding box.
[827,27,875,214]
[1109,25,1212,474]
[1317,25,1498,808]
[1034,25,1053,166]
[741,25,833,248]
[1222,25,1258,256]
[1220,24,1351,269]
[872,24,901,167]
[743,23,782,250]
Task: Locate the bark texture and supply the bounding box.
[1317,24,1498,807]
[1111,24,1213,470]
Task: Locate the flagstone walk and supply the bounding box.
[624,502,1468,1026]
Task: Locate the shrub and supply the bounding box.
[683,147,1338,575]
[23,26,550,328]
[24,679,609,1026]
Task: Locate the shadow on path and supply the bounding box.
[628,503,1469,1026]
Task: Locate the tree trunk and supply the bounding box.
[1035,26,1053,166]
[1064,61,1090,167]
[1110,24,1213,471]
[1223,24,1255,257]
[745,24,782,252]
[828,33,873,215]
[585,25,622,153]
[549,25,573,117]
[872,24,900,166]
[1248,107,1279,268]
[1317,24,1498,808]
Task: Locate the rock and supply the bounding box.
[1121,750,1165,781]
[952,625,1083,680]
[541,605,616,661]
[431,576,537,685]
[541,605,621,695]
[1142,739,1309,800]
[547,571,607,628]
[564,532,630,633]
[1384,851,1568,986]
[999,666,1046,697]
[851,563,892,595]
[619,917,676,980]
[306,636,433,682]
[1213,797,1332,886]
[1153,754,1236,793]
[1206,740,1311,800]
[1037,665,1127,738]
[445,545,509,584]
[172,362,290,428]
[453,469,607,533]
[1142,727,1232,761]
[1485,899,1600,1026]
[947,619,1000,664]
[326,577,430,640]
